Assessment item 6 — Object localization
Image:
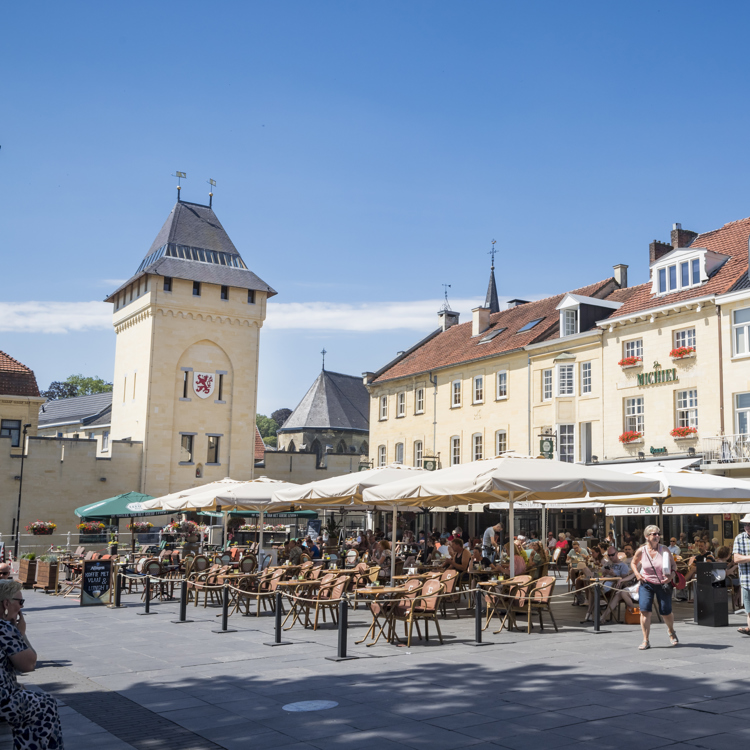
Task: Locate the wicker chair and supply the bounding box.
[392,578,445,648]
[238,554,257,574]
[483,575,532,631]
[311,575,349,630]
[510,576,558,633]
[438,569,461,618]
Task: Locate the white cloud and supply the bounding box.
[266,297,490,331]
[0,302,111,334]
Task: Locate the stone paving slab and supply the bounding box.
[15,585,750,750]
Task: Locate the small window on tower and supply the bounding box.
[221,286,229,300]
[207,436,220,464]
[163,276,172,292]
[193,281,201,296]
[217,374,224,401]
[247,289,256,304]
[180,434,194,463]
[183,371,189,399]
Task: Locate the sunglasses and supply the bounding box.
[607,553,616,557]
[11,598,24,606]
[648,533,661,537]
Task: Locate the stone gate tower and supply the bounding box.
[105,198,276,496]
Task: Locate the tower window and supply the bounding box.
[217,374,224,401]
[193,281,201,296]
[163,276,172,292]
[207,435,220,464]
[180,434,194,463]
[248,289,256,304]
[221,285,229,300]
[183,371,189,399]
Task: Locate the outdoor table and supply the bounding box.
[468,568,497,606]
[276,579,323,629]
[478,576,534,631]
[354,586,407,647]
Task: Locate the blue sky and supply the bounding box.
[3,1,750,415]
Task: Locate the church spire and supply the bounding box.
[485,240,500,313]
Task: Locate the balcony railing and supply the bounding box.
[702,434,750,466]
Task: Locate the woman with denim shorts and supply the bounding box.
[631,524,679,650]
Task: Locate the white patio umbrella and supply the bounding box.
[362,456,663,577]
[141,477,247,512]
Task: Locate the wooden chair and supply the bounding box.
[484,575,532,631]
[352,565,381,609]
[298,560,315,578]
[218,552,232,565]
[497,577,538,634]
[393,578,445,648]
[191,555,210,573]
[312,575,349,630]
[370,577,422,645]
[438,569,461,618]
[238,554,257,574]
[514,576,558,633]
[192,565,231,608]
[345,549,359,568]
[300,552,312,564]
[73,546,85,557]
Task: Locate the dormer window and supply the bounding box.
[556,293,621,337]
[652,247,727,296]
[562,309,578,337]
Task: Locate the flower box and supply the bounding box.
[670,346,696,360]
[619,431,643,444]
[670,427,698,439]
[78,522,106,534]
[18,559,36,589]
[26,521,56,535]
[618,356,643,368]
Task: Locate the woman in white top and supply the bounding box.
[631,524,679,650]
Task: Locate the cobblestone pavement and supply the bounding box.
[15,584,750,750]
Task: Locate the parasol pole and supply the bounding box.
[656,497,664,537]
[509,492,515,578]
[391,506,397,583]
[259,507,264,568]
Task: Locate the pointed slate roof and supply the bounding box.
[485,266,500,313]
[278,370,369,434]
[105,200,276,302]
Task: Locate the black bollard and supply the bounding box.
[171,579,194,624]
[264,591,292,646]
[109,568,125,609]
[587,579,609,635]
[137,575,157,615]
[468,588,492,646]
[212,585,237,633]
[325,597,358,661]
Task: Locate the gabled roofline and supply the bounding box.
[367,328,442,384]
[597,294,716,329]
[556,293,622,311]
[716,287,750,305]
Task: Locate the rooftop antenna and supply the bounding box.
[441,284,452,311]
[321,348,327,371]
[207,178,216,208]
[172,171,186,202]
[488,239,497,270]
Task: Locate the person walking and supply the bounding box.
[631,524,679,650]
[732,514,750,633]
[482,522,504,563]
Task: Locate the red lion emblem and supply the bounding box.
[195,374,214,394]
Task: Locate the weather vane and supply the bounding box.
[207,178,216,208]
[441,284,452,311]
[172,171,186,201]
[321,348,327,370]
[488,239,497,269]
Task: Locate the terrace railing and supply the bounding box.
[702,433,750,466]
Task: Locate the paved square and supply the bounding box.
[16,587,750,750]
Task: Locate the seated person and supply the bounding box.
[287,539,303,565]
[580,547,633,622]
[567,540,591,604]
[668,537,681,556]
[470,545,491,568]
[526,542,545,580]
[443,538,471,575]
[621,543,635,563]
[686,539,715,581]
[491,542,526,577]
[602,581,640,623]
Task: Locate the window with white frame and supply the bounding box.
[395,442,404,464]
[624,339,643,360]
[496,430,507,455]
[380,395,388,420]
[378,445,386,467]
[676,389,698,428]
[562,309,578,337]
[451,380,462,407]
[397,392,406,418]
[414,440,423,468]
[415,387,425,414]
[102,430,109,451]
[559,424,575,463]
[674,328,696,350]
[581,362,592,395]
[557,364,574,396]
[451,436,461,465]
[473,375,484,404]
[473,433,483,461]
[656,256,702,295]
[625,397,645,434]
[733,308,750,357]
[496,371,508,399]
[542,369,552,401]
[736,393,750,435]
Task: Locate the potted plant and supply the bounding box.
[34,554,59,592]
[670,346,696,360]
[127,521,153,534]
[77,521,106,534]
[18,553,36,588]
[619,431,643,444]
[618,356,643,368]
[670,426,698,439]
[26,521,56,536]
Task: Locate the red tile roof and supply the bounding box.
[373,278,634,384]
[0,351,40,398]
[255,425,266,461]
[612,217,750,318]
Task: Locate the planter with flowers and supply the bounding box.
[619,431,643,445]
[618,356,643,369]
[670,426,698,440]
[26,521,56,536]
[127,521,154,534]
[165,520,200,536]
[34,554,59,592]
[670,346,696,360]
[18,553,36,588]
[77,522,105,534]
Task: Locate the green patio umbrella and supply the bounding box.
[74,491,164,519]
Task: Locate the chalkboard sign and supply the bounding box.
[305,520,322,539]
[81,559,112,606]
[724,520,734,541]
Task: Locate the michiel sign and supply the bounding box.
[637,362,678,387]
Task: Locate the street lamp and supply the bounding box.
[13,424,32,559]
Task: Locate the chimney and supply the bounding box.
[613,264,628,289]
[472,306,491,336]
[649,240,672,264]
[507,299,529,309]
[671,222,698,249]
[438,309,460,331]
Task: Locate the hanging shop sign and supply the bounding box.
[539,437,555,459]
[637,362,678,387]
[423,457,439,471]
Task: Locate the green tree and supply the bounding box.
[256,414,279,439]
[41,374,113,400]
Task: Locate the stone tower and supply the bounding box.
[105,199,276,496]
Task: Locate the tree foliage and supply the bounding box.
[256,414,279,439]
[271,408,292,428]
[41,374,113,400]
